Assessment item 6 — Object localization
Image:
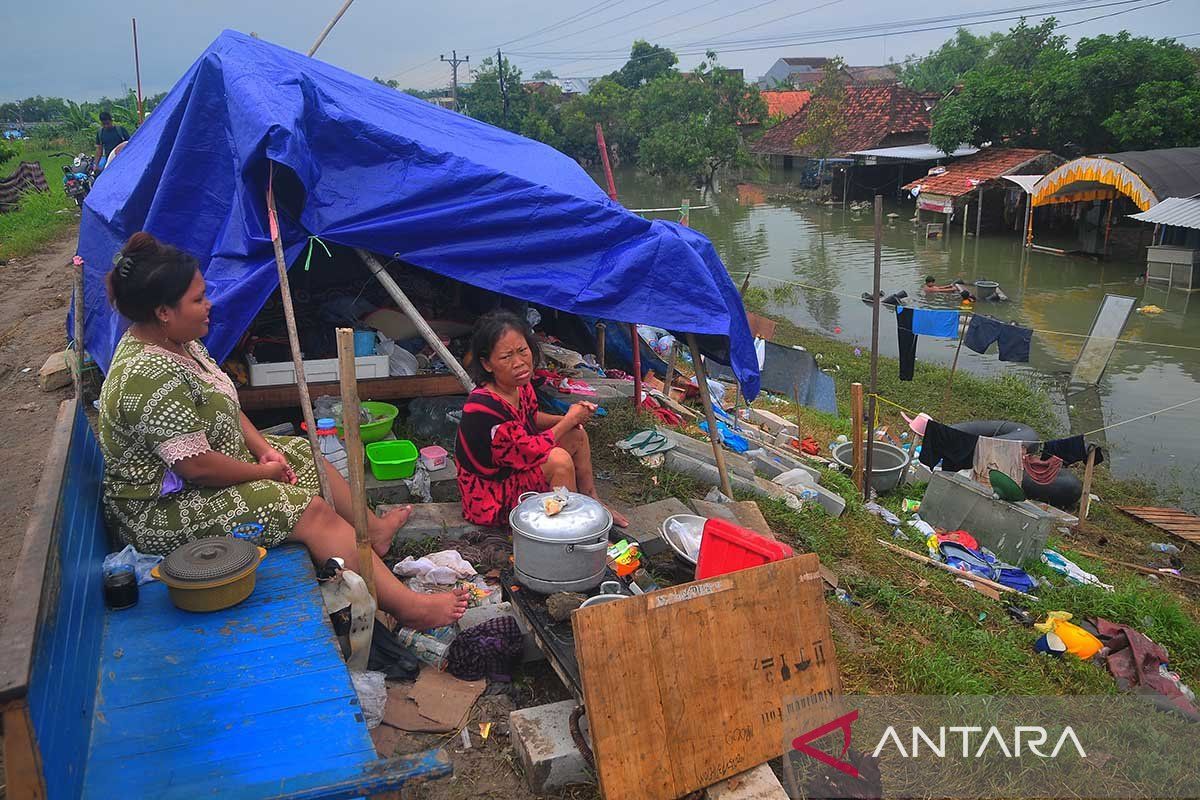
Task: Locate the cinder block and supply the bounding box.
[746,407,799,437]
[379,502,488,542]
[706,763,788,799]
[509,700,593,794]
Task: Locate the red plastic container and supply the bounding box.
[694,518,794,580]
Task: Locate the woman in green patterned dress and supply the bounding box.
[98,232,467,629]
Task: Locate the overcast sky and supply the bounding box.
[1,0,1195,102]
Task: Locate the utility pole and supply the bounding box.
[440,50,469,112]
[497,48,509,124]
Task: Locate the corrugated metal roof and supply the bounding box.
[1128,197,1200,230]
[851,143,978,160]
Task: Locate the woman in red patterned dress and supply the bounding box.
[455,310,629,529]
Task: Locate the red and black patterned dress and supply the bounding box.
[456,383,554,527]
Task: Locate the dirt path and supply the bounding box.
[0,228,78,628]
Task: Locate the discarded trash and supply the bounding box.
[1151,543,1182,555]
[351,670,388,729]
[103,544,163,586]
[1042,549,1114,592]
[902,498,921,514]
[1034,611,1102,659]
[479,721,493,741]
[865,501,901,527]
[460,727,472,749]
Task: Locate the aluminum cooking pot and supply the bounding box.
[510,490,612,593]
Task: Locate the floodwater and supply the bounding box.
[602,168,1200,508]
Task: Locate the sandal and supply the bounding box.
[616,429,660,451]
[631,435,674,459]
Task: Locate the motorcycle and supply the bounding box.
[55,153,95,208]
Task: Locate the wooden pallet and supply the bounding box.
[1117,506,1200,544]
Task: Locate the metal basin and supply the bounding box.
[831,441,912,494]
[974,280,999,301]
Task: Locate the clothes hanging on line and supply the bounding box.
[973,436,1025,486]
[1040,435,1103,467]
[919,420,979,472]
[1022,453,1063,485]
[896,307,918,381]
[963,314,1032,362]
[908,307,960,338]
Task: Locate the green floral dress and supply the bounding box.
[98,333,320,555]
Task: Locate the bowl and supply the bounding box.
[339,400,399,443]
[661,513,706,565]
[366,439,419,480]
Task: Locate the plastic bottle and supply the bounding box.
[316,417,349,479]
[1150,543,1182,555]
[396,627,450,669]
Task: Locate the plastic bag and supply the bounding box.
[350,670,387,729]
[666,517,704,560]
[103,545,163,586]
[405,464,432,503]
[375,332,419,376]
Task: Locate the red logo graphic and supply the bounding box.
[791,709,860,778]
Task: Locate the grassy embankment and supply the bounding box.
[588,315,1200,702]
[0,140,85,261]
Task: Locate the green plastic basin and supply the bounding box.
[366,439,418,481]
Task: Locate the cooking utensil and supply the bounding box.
[151,537,267,612]
[510,490,612,593]
[661,513,706,565]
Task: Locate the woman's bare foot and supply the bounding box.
[398,587,470,630]
[370,505,412,557]
[608,505,629,528]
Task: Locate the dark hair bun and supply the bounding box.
[106,231,200,323]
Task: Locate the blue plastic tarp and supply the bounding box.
[74,30,759,399]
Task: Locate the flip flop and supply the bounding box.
[616,429,660,451]
[631,436,674,458]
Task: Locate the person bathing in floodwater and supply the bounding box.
[923,275,960,293]
[455,310,630,529]
[97,232,468,630]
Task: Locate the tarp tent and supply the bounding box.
[1031,148,1200,211]
[76,30,759,399]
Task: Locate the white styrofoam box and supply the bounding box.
[247,354,390,387]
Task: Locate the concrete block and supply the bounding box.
[774,429,798,447]
[622,497,691,557]
[921,471,1054,565]
[38,350,72,392]
[772,478,847,518]
[706,763,788,799]
[688,499,774,539]
[379,502,488,542]
[510,700,593,794]
[588,378,636,397]
[367,458,460,505]
[459,601,544,663]
[745,407,799,437]
[657,427,756,481]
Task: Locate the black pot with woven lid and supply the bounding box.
[151,536,267,612]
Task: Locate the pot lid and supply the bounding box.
[162,536,258,582]
[510,490,612,543]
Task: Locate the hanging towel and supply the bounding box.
[909,308,960,338]
[919,420,979,472]
[1023,453,1063,485]
[896,307,918,381]
[963,315,1032,362]
[1040,436,1103,467]
[973,436,1025,486]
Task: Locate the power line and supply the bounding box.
[513,0,689,53]
[493,0,630,49]
[1057,0,1168,26]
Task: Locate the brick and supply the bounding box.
[509,700,593,794]
[705,763,788,799]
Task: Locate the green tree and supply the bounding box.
[900,28,999,94]
[557,77,636,164]
[1104,81,1200,149]
[610,40,678,89]
[635,52,765,183]
[460,55,526,131]
[531,69,558,80]
[793,57,848,158]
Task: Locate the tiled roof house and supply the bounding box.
[751,85,931,158]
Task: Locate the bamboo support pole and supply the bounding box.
[355,249,474,392]
[72,258,85,401]
[1073,548,1200,588]
[687,334,733,498]
[976,187,983,238]
[595,322,606,369]
[942,316,967,412]
[664,343,678,396]
[631,324,642,415]
[851,382,864,492]
[336,328,376,601]
[1079,446,1098,521]
[308,0,356,56]
[266,170,334,506]
[864,196,882,501]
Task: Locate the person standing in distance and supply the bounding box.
[94,111,130,175]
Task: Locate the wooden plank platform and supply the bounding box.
[81,545,432,798]
[1117,506,1200,544]
[238,374,464,410]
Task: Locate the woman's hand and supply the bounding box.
[258,448,297,484]
[564,401,596,428]
[258,460,292,483]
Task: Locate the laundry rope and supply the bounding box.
[727,271,1200,354]
[867,391,1200,444]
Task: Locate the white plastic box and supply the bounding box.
[246,353,390,387]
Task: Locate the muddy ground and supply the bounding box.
[0,230,78,629]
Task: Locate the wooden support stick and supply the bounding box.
[1072,547,1200,588]
[631,324,642,416]
[72,257,85,401]
[877,538,1040,601]
[664,342,677,396]
[1079,446,1098,521]
[308,0,356,56]
[595,322,606,369]
[266,171,333,506]
[793,383,803,444]
[355,249,474,392]
[864,196,883,501]
[851,382,864,492]
[942,315,967,412]
[336,328,376,601]
[687,333,733,498]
